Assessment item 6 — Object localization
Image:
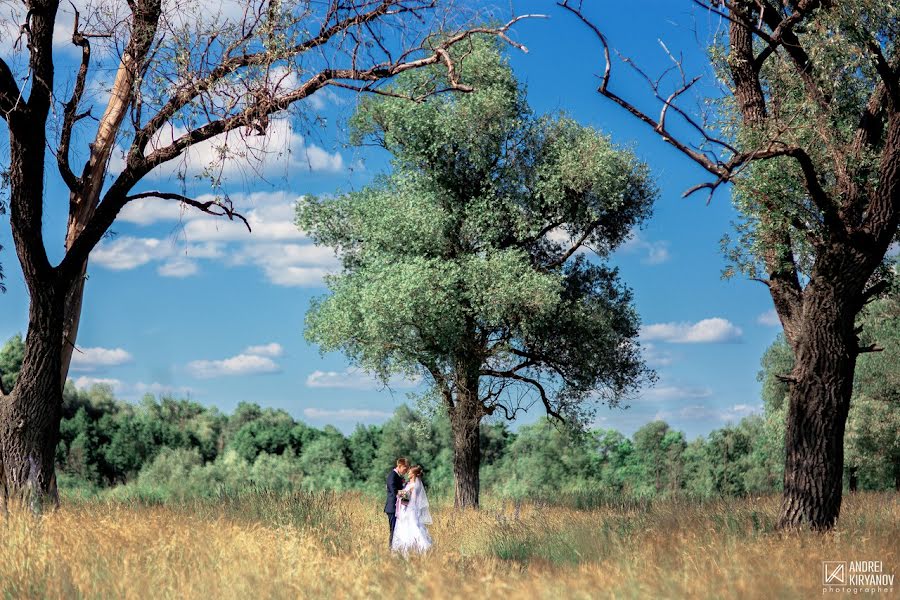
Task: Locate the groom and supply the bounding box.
[385,457,409,549]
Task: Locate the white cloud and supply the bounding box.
[82,72,114,108]
[304,87,345,112]
[306,367,421,390]
[641,318,743,343]
[244,343,284,357]
[187,353,281,378]
[722,403,762,420]
[93,237,335,287]
[757,309,781,327]
[544,227,589,259]
[105,191,337,286]
[642,342,675,368]
[175,198,306,244]
[303,408,393,421]
[268,265,333,287]
[118,190,303,237]
[92,237,170,270]
[184,342,284,379]
[72,376,125,393]
[143,118,343,182]
[232,243,339,287]
[131,381,194,397]
[544,227,670,266]
[92,236,223,273]
[643,384,713,401]
[654,402,762,423]
[70,346,133,371]
[158,257,199,278]
[620,233,671,265]
[118,196,206,226]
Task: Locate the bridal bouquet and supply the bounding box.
[398,490,411,505]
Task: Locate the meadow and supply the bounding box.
[1,491,896,599]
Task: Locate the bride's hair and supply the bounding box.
[409,465,423,480]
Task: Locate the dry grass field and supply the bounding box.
[0,491,896,599]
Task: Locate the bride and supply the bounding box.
[391,465,433,555]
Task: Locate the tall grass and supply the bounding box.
[0,492,896,599]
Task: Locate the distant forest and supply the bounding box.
[1,327,896,501]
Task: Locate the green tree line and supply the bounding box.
[0,327,895,503]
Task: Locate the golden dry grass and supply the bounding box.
[0,492,897,599]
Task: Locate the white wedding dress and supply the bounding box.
[391,478,433,555]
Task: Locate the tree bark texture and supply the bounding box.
[0,283,65,512]
[450,389,482,509]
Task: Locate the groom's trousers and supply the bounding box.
[387,513,397,549]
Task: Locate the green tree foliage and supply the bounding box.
[372,406,454,495]
[847,280,900,491]
[302,39,655,424]
[487,421,595,499]
[632,421,687,495]
[3,313,894,501]
[299,39,656,506]
[705,426,754,497]
[345,424,382,485]
[296,434,353,491]
[0,332,23,392]
[227,407,299,462]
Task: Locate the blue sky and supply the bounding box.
[0,0,784,439]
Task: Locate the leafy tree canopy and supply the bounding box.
[299,38,657,426]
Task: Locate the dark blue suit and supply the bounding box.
[385,468,405,548]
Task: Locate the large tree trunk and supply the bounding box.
[59,262,88,385]
[3,65,67,512]
[778,279,857,530]
[450,391,482,509]
[0,283,66,513]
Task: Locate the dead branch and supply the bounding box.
[123,191,251,231]
[57,4,92,193]
[58,10,545,282]
[0,58,22,118]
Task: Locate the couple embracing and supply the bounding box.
[384,457,433,555]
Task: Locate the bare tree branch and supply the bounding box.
[0,58,22,118]
[481,368,563,420]
[77,0,163,210]
[755,0,831,110]
[861,279,891,306]
[855,344,884,355]
[543,218,602,269]
[782,146,842,235]
[123,191,251,231]
[559,0,820,341]
[506,347,581,390]
[57,4,92,193]
[59,13,545,280]
[424,363,454,409]
[23,0,56,118]
[133,0,415,155]
[559,1,610,90]
[561,0,844,237]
